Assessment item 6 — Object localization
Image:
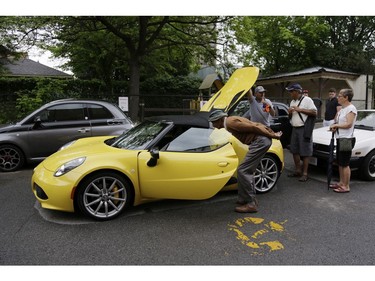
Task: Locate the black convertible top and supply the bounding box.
[147,112,211,128]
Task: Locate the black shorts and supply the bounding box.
[336,138,356,166]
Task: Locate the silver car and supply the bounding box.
[0,99,133,172]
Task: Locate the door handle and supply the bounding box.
[107,119,123,125]
[217,162,229,167]
[78,128,90,133]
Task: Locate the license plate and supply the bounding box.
[309,157,318,166]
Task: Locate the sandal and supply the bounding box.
[287,172,301,178]
[329,183,340,189]
[298,175,308,182]
[333,187,350,193]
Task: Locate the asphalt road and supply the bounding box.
[1,150,375,269]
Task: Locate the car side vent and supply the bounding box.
[34,184,48,200]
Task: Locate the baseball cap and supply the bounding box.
[286,83,303,91]
[208,110,228,122]
[254,86,267,94]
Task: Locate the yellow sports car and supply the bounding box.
[31,67,284,220]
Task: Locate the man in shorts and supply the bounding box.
[287,83,317,182]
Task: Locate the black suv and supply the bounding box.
[0,99,133,172]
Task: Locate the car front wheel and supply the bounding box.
[360,150,375,181]
[76,172,133,220]
[254,154,280,193]
[0,145,25,172]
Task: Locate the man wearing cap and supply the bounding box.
[287,83,317,182]
[208,109,282,213]
[243,86,275,127]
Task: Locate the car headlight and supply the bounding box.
[54,157,86,177]
[58,140,77,151]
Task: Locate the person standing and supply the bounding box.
[242,86,275,126]
[329,89,357,193]
[208,110,282,213]
[323,88,341,127]
[287,83,317,182]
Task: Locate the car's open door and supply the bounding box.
[200,66,259,113]
[137,128,238,200]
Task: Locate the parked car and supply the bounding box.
[0,99,133,172]
[229,100,292,148]
[312,109,375,181]
[31,67,285,220]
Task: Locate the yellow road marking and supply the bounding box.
[228,217,291,255]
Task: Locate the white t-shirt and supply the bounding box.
[289,96,317,127]
[335,104,357,138]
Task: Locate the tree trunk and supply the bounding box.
[128,58,141,122]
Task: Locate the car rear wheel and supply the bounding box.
[254,154,280,193]
[360,150,375,181]
[0,145,25,172]
[76,172,132,220]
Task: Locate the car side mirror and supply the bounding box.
[32,116,44,129]
[147,148,160,167]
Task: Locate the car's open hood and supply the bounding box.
[200,66,259,113]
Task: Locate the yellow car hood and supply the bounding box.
[41,136,124,171]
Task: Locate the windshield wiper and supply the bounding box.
[354,124,375,131]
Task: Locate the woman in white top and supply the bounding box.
[329,89,357,193]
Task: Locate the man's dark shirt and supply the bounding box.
[325,97,340,120]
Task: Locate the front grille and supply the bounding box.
[34,183,48,200]
[313,143,331,153]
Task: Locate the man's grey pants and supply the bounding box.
[237,135,272,203]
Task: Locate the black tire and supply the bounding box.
[76,172,133,220]
[254,154,280,194]
[359,150,375,181]
[0,144,25,172]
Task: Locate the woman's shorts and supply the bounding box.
[336,138,355,166]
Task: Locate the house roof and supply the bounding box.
[258,66,359,82]
[0,57,72,79]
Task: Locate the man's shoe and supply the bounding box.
[235,203,258,213]
[237,197,258,205]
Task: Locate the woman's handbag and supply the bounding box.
[337,138,355,152]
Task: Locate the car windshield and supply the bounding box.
[355,111,375,130]
[165,128,231,152]
[112,121,168,150]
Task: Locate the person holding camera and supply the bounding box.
[243,86,275,127]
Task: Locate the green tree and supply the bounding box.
[317,16,375,73]
[232,16,375,76]
[231,16,329,76]
[47,16,230,121]
[2,16,232,121]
